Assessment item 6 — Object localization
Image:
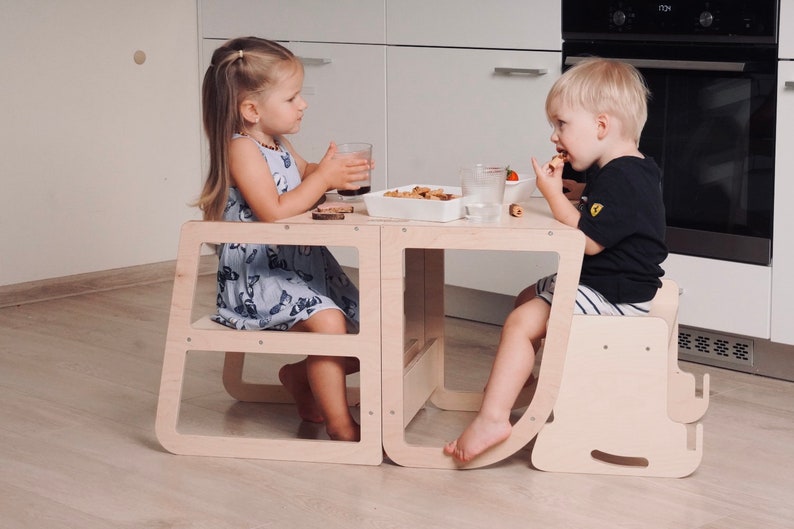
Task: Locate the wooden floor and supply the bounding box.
[1,272,794,529]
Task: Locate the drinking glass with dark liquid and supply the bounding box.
[335,142,372,198]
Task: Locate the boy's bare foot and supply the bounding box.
[278,363,324,423]
[443,415,512,463]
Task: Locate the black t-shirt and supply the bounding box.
[576,156,668,303]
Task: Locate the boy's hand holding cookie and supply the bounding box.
[532,152,568,198]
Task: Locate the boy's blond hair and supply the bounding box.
[546,58,650,145]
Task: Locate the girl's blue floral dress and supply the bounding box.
[212,135,359,331]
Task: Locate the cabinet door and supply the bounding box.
[201,40,387,194]
[200,0,385,44]
[663,254,771,339]
[781,0,794,59]
[387,46,562,295]
[2,1,202,286]
[387,0,561,51]
[771,62,794,344]
[387,47,560,189]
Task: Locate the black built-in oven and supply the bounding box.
[562,0,779,265]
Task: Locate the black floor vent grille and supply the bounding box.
[678,328,753,367]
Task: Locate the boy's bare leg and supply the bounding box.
[444,298,550,462]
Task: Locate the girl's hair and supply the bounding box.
[546,58,650,145]
[196,37,301,220]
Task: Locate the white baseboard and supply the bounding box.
[0,256,216,308]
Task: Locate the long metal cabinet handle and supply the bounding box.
[493,67,548,76]
[565,56,746,72]
[786,81,794,89]
[299,57,332,66]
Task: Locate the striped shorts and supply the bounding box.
[535,274,651,316]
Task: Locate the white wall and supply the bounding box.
[0,1,202,287]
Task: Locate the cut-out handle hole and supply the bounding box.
[591,449,649,468]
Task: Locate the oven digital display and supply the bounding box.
[657,4,673,14]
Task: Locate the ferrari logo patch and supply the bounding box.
[590,203,604,217]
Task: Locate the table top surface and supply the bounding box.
[280,195,577,232]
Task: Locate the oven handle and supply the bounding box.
[565,56,747,72]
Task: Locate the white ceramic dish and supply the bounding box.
[363,184,464,222]
[503,173,537,204]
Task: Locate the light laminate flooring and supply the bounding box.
[1,273,793,529]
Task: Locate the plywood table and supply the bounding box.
[156,197,584,468]
[374,199,585,469]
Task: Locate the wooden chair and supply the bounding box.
[648,279,710,424]
[530,279,707,477]
[155,220,383,465]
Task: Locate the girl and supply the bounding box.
[197,36,371,442]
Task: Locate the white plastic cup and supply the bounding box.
[460,164,506,222]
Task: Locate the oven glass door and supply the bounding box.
[564,42,777,265]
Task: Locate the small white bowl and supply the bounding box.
[503,173,537,204]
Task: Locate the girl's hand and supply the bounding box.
[315,142,373,191]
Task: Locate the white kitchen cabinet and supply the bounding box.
[780,0,794,59]
[200,0,386,44]
[662,254,771,339]
[1,1,201,286]
[771,61,794,345]
[387,46,562,294]
[386,0,561,51]
[387,47,559,188]
[772,1,794,345]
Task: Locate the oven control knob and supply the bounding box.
[699,11,714,28]
[612,10,627,26]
